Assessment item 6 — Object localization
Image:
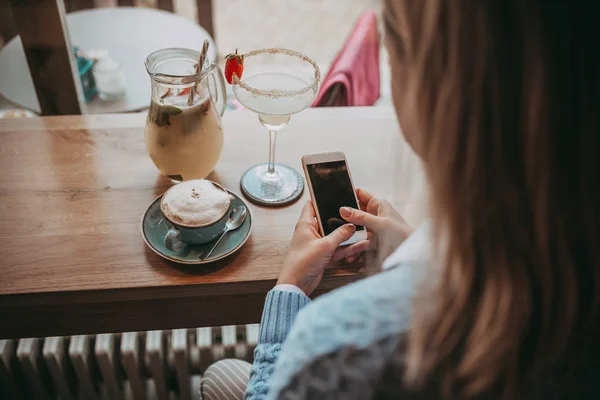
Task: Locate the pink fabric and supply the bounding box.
[313,10,380,107]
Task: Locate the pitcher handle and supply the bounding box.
[208,64,227,116]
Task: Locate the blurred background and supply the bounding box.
[0,0,391,116]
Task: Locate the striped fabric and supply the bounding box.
[200,359,252,400]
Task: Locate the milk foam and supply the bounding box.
[161,180,230,226]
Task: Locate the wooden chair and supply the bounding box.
[5,0,215,115]
[0,0,18,45]
[63,0,215,38]
[6,0,84,115]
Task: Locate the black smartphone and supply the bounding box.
[302,151,366,245]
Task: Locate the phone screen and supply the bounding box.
[306,160,364,236]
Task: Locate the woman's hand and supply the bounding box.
[340,188,413,261]
[277,201,371,296]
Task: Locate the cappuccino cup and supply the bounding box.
[161,180,231,251]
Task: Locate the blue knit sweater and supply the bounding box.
[244,219,599,399]
[244,222,432,399]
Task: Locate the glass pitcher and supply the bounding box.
[144,48,226,182]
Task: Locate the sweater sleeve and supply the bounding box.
[245,289,311,399]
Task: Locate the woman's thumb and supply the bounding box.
[324,223,356,249]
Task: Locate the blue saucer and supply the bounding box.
[141,190,252,264]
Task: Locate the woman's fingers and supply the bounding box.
[295,200,320,230]
[355,188,370,211]
[340,206,384,232]
[299,200,316,222]
[355,187,373,203]
[346,254,360,264]
[356,188,380,208]
[332,239,371,261]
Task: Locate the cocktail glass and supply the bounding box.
[232,48,320,206]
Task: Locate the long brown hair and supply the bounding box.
[384,1,600,398]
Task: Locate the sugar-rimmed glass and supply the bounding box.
[232,48,320,206]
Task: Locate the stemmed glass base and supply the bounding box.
[231,48,320,207]
[240,163,304,206]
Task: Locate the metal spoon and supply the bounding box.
[200,206,248,260]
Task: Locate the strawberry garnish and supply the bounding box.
[224,49,244,84]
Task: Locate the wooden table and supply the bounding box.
[0,107,428,339]
[0,7,217,115]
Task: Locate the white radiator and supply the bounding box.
[0,325,259,400]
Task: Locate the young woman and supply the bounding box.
[200,0,600,398]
